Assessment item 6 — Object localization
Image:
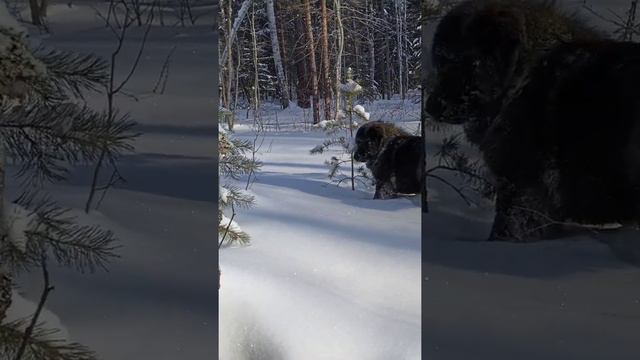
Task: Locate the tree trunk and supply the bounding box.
[219,0,252,68]
[275,1,292,101]
[266,0,289,109]
[395,0,404,99]
[295,15,310,108]
[334,0,344,120]
[39,0,48,17]
[320,0,332,120]
[385,32,391,99]
[250,0,260,124]
[226,0,234,111]
[29,0,43,25]
[367,1,376,97]
[303,0,320,124]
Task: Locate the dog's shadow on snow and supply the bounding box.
[423,202,640,279]
[255,171,419,211]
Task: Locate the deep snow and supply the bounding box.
[6,2,218,359]
[219,99,422,360]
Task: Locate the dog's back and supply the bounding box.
[373,135,424,196]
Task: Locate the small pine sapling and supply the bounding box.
[311,68,374,191]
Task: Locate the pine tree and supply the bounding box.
[0,8,135,359]
[217,122,257,246]
[311,68,373,190]
[218,109,260,289]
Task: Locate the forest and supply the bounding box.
[219,0,422,125]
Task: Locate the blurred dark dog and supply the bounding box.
[353,121,424,200]
[426,0,640,241]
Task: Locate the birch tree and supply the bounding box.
[266,0,289,109]
[219,0,252,68]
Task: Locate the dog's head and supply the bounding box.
[353,122,406,164]
[425,1,527,140]
[353,122,384,163]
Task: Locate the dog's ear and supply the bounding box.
[467,7,526,86]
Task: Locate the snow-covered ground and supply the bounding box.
[7,2,217,359]
[423,157,640,359]
[220,100,422,359]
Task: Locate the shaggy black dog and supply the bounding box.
[353,121,424,200]
[426,0,640,241]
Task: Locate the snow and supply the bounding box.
[219,186,229,204]
[0,2,26,34]
[353,104,370,120]
[9,1,217,359]
[219,213,244,239]
[313,119,338,129]
[220,99,422,359]
[5,290,70,340]
[339,79,363,94]
[3,202,34,253]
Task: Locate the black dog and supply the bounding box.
[426,0,640,241]
[353,121,424,200]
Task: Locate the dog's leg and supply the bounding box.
[489,180,563,241]
[488,183,515,241]
[374,183,382,199]
[374,181,398,200]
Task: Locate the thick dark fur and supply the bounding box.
[426,0,640,241]
[353,121,425,199]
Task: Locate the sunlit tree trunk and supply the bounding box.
[303,0,320,124]
[266,0,289,108]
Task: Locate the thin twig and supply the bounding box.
[218,202,236,249]
[426,173,474,206]
[14,255,55,360]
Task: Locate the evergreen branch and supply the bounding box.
[218,202,250,248]
[0,320,97,360]
[220,184,255,210]
[33,49,109,98]
[18,197,121,273]
[219,154,259,180]
[310,137,346,154]
[0,235,33,274]
[0,100,138,185]
[218,208,236,249]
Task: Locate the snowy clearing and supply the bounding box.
[219,99,422,360]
